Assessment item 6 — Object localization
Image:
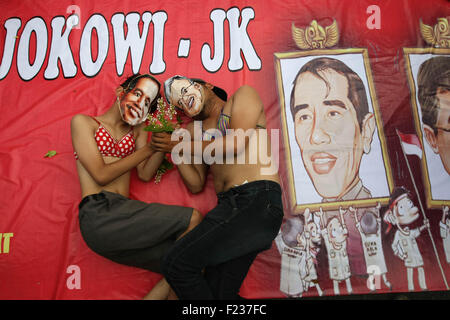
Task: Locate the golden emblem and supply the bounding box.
[292,19,339,49]
[420,17,450,48]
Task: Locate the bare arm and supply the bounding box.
[443,206,449,223]
[349,206,361,233]
[71,114,153,186]
[339,207,348,233]
[151,85,264,159]
[209,85,264,158]
[177,162,208,194]
[150,122,208,193]
[172,122,208,193]
[134,124,166,182]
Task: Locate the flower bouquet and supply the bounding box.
[144,97,182,183]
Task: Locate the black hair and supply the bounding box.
[190,78,228,102]
[417,56,450,135]
[290,57,370,132]
[388,186,410,208]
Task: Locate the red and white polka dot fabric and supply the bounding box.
[93,126,135,158]
[74,118,136,160]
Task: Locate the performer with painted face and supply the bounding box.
[383,187,430,291]
[151,76,283,299]
[71,74,202,299]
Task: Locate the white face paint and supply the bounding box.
[119,77,159,126]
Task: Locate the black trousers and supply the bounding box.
[162,180,284,299]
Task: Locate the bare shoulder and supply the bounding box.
[233,85,261,101]
[71,114,92,127]
[70,114,97,134]
[229,85,263,115]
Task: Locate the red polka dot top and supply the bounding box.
[74,116,136,160]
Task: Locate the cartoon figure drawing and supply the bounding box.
[275,217,308,297]
[303,208,323,296]
[319,207,352,295]
[350,203,391,291]
[383,187,430,291]
[440,206,450,263]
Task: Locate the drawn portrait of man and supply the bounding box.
[275,50,392,213]
[405,51,450,204]
[290,56,376,202]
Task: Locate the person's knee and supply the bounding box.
[162,246,193,284]
[161,248,178,281]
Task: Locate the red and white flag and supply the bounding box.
[396,130,423,158]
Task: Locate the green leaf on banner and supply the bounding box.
[44,150,57,158]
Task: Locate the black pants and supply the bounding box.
[162,180,284,299]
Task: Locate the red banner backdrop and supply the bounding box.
[0,0,449,299]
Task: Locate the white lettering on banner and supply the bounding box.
[17,17,48,81]
[44,15,78,79]
[201,9,226,73]
[178,39,191,57]
[149,11,167,74]
[0,18,21,80]
[112,12,153,76]
[226,7,261,71]
[0,7,260,81]
[80,14,109,77]
[201,7,261,72]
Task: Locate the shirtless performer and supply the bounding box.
[70,73,202,299]
[150,75,284,299]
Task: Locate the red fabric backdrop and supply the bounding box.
[0,0,449,299]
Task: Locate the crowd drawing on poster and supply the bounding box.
[275,209,323,297]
